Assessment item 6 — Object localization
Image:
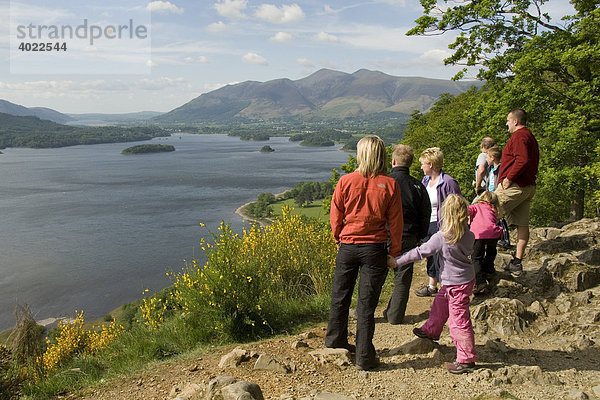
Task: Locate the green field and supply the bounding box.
[271,198,330,223]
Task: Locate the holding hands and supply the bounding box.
[387,254,398,269]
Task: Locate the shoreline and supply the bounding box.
[234,189,291,226]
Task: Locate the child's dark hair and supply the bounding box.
[475,191,500,214]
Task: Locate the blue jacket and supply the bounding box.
[422,170,462,225]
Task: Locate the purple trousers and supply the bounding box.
[421,279,477,363]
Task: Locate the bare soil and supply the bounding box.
[77,259,600,400]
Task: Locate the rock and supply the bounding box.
[542,256,576,277]
[221,381,264,400]
[567,267,600,292]
[207,376,237,400]
[494,279,526,299]
[430,348,446,364]
[564,335,595,352]
[562,389,589,400]
[219,347,250,368]
[172,383,202,400]
[389,338,435,355]
[527,300,547,317]
[292,340,309,349]
[298,332,318,340]
[531,233,594,255]
[314,393,354,400]
[578,248,600,266]
[475,298,527,337]
[254,353,295,373]
[309,348,352,367]
[592,385,600,397]
[484,338,511,354]
[534,267,558,294]
[509,366,562,386]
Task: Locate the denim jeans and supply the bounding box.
[325,243,388,367]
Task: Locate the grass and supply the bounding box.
[271,198,329,222]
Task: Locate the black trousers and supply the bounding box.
[325,243,388,367]
[472,238,498,284]
[425,221,440,279]
[384,235,418,324]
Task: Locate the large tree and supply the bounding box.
[407,0,599,222]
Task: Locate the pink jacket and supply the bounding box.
[467,203,503,239]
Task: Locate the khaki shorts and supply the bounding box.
[496,183,536,226]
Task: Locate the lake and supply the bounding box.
[0,134,351,331]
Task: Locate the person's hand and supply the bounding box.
[387,255,397,269]
[502,178,511,189]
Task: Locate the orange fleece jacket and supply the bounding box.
[330,171,404,257]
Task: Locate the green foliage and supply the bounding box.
[259,145,275,152]
[244,192,275,218]
[407,0,600,223]
[171,211,336,340]
[121,144,175,154]
[283,182,334,207]
[0,113,168,149]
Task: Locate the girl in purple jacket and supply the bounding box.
[468,191,503,295]
[389,194,477,374]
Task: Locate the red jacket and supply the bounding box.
[330,171,404,257]
[499,127,539,187]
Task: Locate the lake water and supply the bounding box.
[0,134,351,331]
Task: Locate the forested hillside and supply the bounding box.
[399,0,599,226]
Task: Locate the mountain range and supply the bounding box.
[155,69,482,123]
[0,99,74,124]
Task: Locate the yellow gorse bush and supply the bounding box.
[37,311,124,375]
[167,206,337,339]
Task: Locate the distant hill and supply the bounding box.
[67,111,164,126]
[0,99,73,124]
[0,112,168,149]
[155,69,483,124]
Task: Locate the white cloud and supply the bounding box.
[214,0,248,20]
[184,56,209,63]
[147,1,184,14]
[313,32,340,43]
[270,32,293,43]
[146,60,157,67]
[242,52,268,66]
[296,58,314,68]
[206,21,229,33]
[255,4,305,24]
[204,81,239,91]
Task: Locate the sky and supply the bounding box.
[0,0,576,114]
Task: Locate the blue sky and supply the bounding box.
[0,0,575,114]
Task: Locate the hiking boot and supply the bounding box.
[446,361,475,374]
[412,327,439,341]
[497,239,513,250]
[356,357,380,371]
[503,259,523,277]
[415,284,437,297]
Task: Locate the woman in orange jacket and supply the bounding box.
[325,135,404,371]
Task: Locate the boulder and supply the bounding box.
[542,256,576,277]
[309,348,352,367]
[567,266,600,292]
[206,376,237,400]
[221,381,264,400]
[473,298,527,337]
[219,348,251,369]
[577,248,600,266]
[253,353,296,373]
[389,338,436,355]
[292,340,309,349]
[172,383,203,400]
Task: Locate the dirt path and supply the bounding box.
[78,259,600,400]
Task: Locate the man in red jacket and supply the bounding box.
[496,109,539,276]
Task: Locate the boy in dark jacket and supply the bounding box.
[383,144,431,324]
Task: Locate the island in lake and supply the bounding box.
[259,145,275,153]
[121,144,175,154]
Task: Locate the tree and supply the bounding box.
[408,0,600,222]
